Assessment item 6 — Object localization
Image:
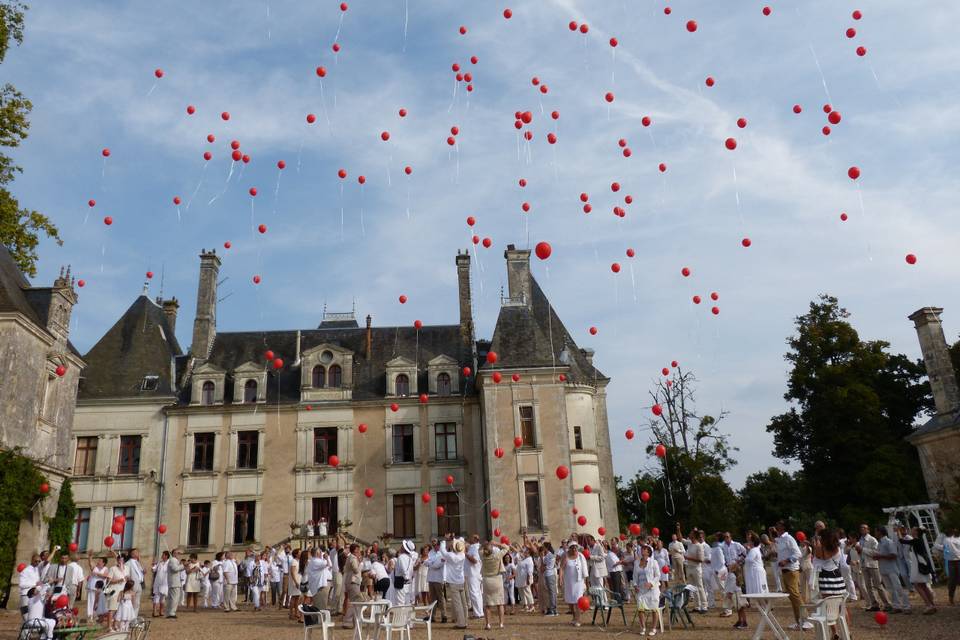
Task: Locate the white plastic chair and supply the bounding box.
[376,604,414,640]
[352,600,390,640]
[629,585,665,635]
[807,596,851,640]
[299,604,335,640]
[410,600,437,640]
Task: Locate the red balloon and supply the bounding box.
[17,563,26,573]
[705,76,715,87]
[513,436,523,448]
[203,151,212,161]
[846,27,856,39]
[822,126,832,136]
[206,134,216,143]
[338,168,347,179]
[568,21,578,31]
[583,204,592,214]
[583,484,592,494]
[446,136,456,146]
[265,350,275,360]
[692,295,701,304]
[482,237,492,248]
[686,20,698,32]
[671,360,678,367]
[531,241,553,261]
[421,492,431,503]
[494,528,502,537]
[579,23,589,34]
[55,366,66,377]
[221,111,230,121]
[609,37,618,47]
[436,506,445,516]
[103,216,113,226]
[55,594,69,609]
[112,522,123,535]
[874,611,887,626]
[663,7,671,15]
[102,148,110,157]
[273,358,284,369]
[853,10,863,20]
[404,166,412,175]
[258,224,267,234]
[521,202,530,212]
[316,66,327,78]
[419,393,428,404]
[655,444,667,458]
[662,565,671,574]
[328,455,340,467]
[365,488,374,498]
[399,294,407,304]
[500,535,510,544]
[306,113,317,124]
[626,248,635,258]
[623,148,631,157]
[462,367,472,377]
[459,26,467,35]
[381,131,390,141]
[519,178,527,187]
[577,596,591,612]
[486,351,498,364]
[762,6,771,16]
[492,372,503,384]
[88,199,96,207]
[662,367,670,376]
[823,103,833,113]
[905,254,917,265]
[711,292,719,301]
[640,491,650,503]
[503,8,512,19]
[642,116,651,127]
[652,527,660,536]
[494,447,505,458]
[659,163,667,173]
[611,263,621,273]
[340,2,348,11]
[589,326,598,336]
[40,482,50,493]
[358,175,366,185]
[413,320,422,329]
[187,105,196,115]
[611,182,620,192]
[547,132,557,144]
[742,238,752,247]
[390,403,399,412]
[848,166,861,180]
[332,43,341,52]
[446,475,455,485]
[173,196,181,205]
[737,117,747,128]
[104,536,115,548]
[558,374,566,382]
[556,465,570,480]
[625,429,634,440]
[604,92,615,103]
[491,509,500,519]
[828,111,842,125]
[358,423,368,433]
[68,542,78,553]
[77,280,85,287]
[856,46,867,57]
[840,213,848,222]
[577,515,587,526]
[511,373,520,382]
[793,104,802,114]
[711,306,720,315]
[598,526,607,536]
[725,137,737,150]
[796,531,807,542]
[681,267,691,277]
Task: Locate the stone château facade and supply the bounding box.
[69,246,618,558]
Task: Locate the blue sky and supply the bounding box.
[7,1,960,488]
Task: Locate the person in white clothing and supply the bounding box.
[125,549,145,618]
[735,532,768,630]
[221,552,239,612]
[440,536,469,629]
[588,536,608,588]
[305,547,330,609]
[426,539,447,623]
[560,542,589,628]
[720,532,745,617]
[391,540,416,606]
[516,549,535,611]
[465,535,484,618]
[66,556,85,610]
[25,587,56,640]
[682,529,708,613]
[632,545,661,636]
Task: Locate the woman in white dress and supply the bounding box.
[414,546,430,605]
[115,580,136,631]
[560,543,588,627]
[735,532,768,630]
[632,545,661,637]
[901,527,937,614]
[150,552,169,618]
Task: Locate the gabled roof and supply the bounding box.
[0,245,41,325]
[487,276,606,383]
[181,323,470,404]
[79,295,182,399]
[907,410,960,442]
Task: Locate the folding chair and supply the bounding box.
[588,586,627,626]
[666,585,694,629]
[629,587,665,634]
[410,600,437,640]
[376,604,414,640]
[299,604,335,640]
[805,596,851,640]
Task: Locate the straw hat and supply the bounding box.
[402,540,416,554]
[453,539,466,553]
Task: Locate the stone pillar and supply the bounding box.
[503,245,532,306]
[191,250,221,359]
[909,307,960,416]
[162,298,180,335]
[456,251,474,365]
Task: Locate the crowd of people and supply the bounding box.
[15,523,960,638]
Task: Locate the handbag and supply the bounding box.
[393,574,407,590]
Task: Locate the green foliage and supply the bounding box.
[766,295,930,527]
[0,3,59,277]
[0,448,46,608]
[47,479,75,553]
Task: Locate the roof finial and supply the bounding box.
[142,281,150,296]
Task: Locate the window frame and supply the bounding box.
[112,506,136,550]
[327,364,342,388]
[392,493,416,538]
[72,508,90,552]
[233,500,257,544]
[236,430,259,470]
[434,423,458,461]
[392,424,415,463]
[193,432,215,471]
[313,427,339,465]
[436,372,452,396]
[395,374,410,397]
[243,379,258,403]
[436,491,460,537]
[201,380,215,405]
[524,480,543,531]
[573,426,583,450]
[311,497,339,535]
[519,405,536,448]
[188,503,211,547]
[312,365,326,388]
[117,435,142,475]
[74,436,98,476]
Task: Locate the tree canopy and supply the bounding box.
[0,2,60,277]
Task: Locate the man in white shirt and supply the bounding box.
[166,549,184,618]
[856,524,891,612]
[606,540,625,602]
[774,521,809,630]
[221,551,239,611]
[683,529,708,613]
[464,535,483,618]
[426,538,447,623]
[440,536,468,629]
[208,553,224,609]
[125,548,144,617]
[720,532,745,617]
[588,536,608,588]
[517,550,535,612]
[19,554,42,614]
[668,534,687,584]
[876,527,909,612]
[65,555,85,609]
[25,587,56,640]
[37,550,51,586]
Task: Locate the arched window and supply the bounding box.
[201,381,215,406]
[243,379,258,403]
[328,364,342,388]
[312,365,326,388]
[395,374,410,397]
[437,372,451,396]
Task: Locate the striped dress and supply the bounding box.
[814,551,847,597]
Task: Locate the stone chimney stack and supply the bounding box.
[191,249,221,359]
[162,297,180,335]
[504,244,532,307]
[909,307,960,416]
[365,314,372,360]
[456,250,473,331]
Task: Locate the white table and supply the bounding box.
[351,599,391,640]
[745,592,791,640]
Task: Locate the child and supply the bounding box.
[115,580,136,631]
[26,587,56,640]
[502,554,516,614]
[200,560,211,608]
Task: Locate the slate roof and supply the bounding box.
[0,244,45,325]
[78,295,182,399]
[487,275,606,383]
[907,410,960,441]
[181,324,472,404]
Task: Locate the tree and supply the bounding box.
[617,368,740,535]
[766,295,930,526]
[738,468,817,533]
[0,2,60,276]
[47,479,76,553]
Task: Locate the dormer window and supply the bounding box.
[141,375,159,391]
[312,365,326,388]
[328,364,342,388]
[395,374,410,397]
[243,380,258,403]
[437,372,451,396]
[201,381,215,406]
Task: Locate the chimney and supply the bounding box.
[503,244,532,307]
[191,249,221,359]
[365,314,372,360]
[162,297,179,335]
[456,250,475,364]
[909,307,960,416]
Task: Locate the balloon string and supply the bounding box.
[401,0,409,53]
[611,47,616,86]
[807,42,833,104]
[339,182,344,241]
[629,262,637,302]
[100,243,106,274]
[297,140,304,174]
[273,169,282,215]
[318,79,332,133]
[447,78,458,113]
[334,12,344,43]
[208,160,236,206]
[185,162,209,211]
[175,206,181,224]
[732,163,742,219]
[146,81,157,97]
[386,153,393,188]
[359,184,366,237]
